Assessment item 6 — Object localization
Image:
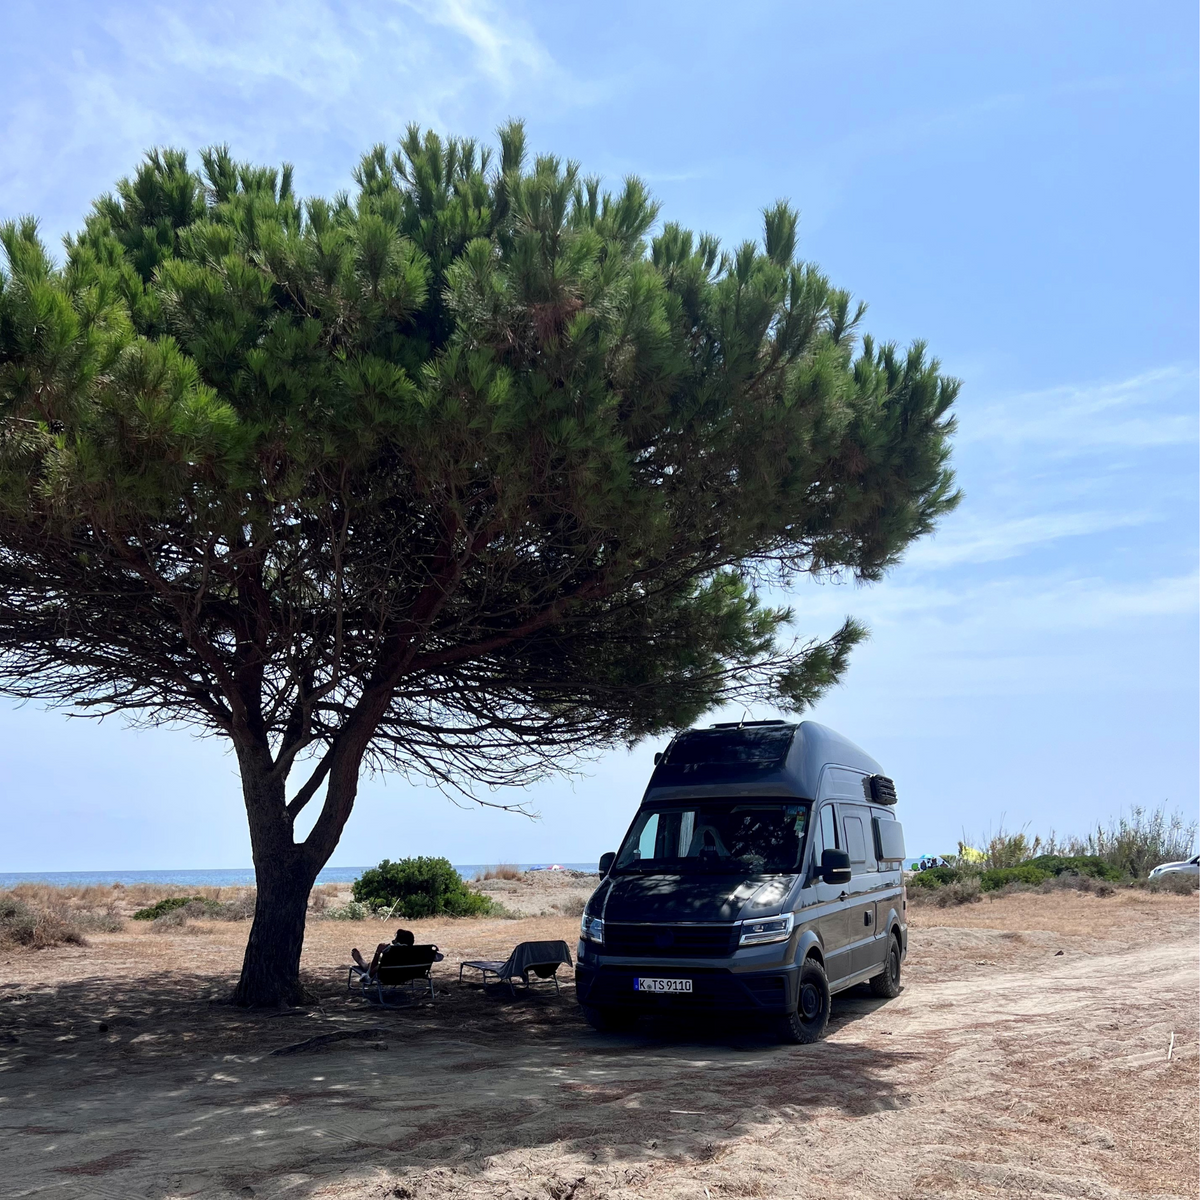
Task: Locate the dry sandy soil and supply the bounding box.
[0,886,1195,1200]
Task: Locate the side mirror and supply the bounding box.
[598,852,616,876]
[821,848,852,885]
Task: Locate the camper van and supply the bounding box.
[575,720,906,1043]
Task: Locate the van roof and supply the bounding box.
[643,720,884,802]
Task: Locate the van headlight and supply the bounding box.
[580,913,605,944]
[738,912,794,946]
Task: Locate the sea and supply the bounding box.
[0,864,597,889]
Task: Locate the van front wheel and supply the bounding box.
[777,958,830,1044]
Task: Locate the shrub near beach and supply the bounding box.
[908,804,1197,903]
[0,894,85,949]
[351,857,497,918]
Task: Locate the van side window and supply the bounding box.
[636,813,659,861]
[842,815,865,864]
[819,804,839,853]
[843,804,878,871]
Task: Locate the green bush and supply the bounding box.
[979,865,1049,892]
[908,866,959,888]
[1024,854,1122,881]
[907,875,982,906]
[351,857,496,918]
[132,896,208,921]
[324,901,369,921]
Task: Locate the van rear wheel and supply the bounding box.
[869,936,902,999]
[777,958,830,1044]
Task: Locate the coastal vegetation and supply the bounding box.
[351,857,497,918]
[909,804,1197,904]
[1,804,1193,951]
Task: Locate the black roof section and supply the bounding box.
[644,720,885,801]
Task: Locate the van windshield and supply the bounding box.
[613,802,811,875]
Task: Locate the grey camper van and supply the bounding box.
[575,720,907,1043]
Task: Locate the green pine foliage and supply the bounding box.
[0,124,959,767]
[352,857,495,918]
[0,123,961,1001]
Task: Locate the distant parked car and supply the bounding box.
[1147,854,1200,881]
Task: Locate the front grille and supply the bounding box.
[603,922,738,958]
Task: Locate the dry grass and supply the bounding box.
[0,883,358,950]
[473,863,524,881]
[908,876,982,906]
[0,894,87,949]
[911,882,1197,939]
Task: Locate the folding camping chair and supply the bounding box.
[458,940,573,996]
[349,943,442,1007]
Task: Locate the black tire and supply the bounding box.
[580,1004,634,1032]
[777,957,830,1044]
[869,935,902,999]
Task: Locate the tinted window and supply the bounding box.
[665,727,795,767]
[843,816,866,864]
[843,805,878,871]
[874,816,905,862]
[819,804,839,852]
[615,801,811,874]
[637,813,660,860]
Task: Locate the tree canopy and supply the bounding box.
[0,123,959,1002]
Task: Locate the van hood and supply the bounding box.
[593,872,797,923]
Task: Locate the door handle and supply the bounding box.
[864,911,873,926]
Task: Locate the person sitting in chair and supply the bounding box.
[351,928,415,979]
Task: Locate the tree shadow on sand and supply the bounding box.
[0,970,920,1198]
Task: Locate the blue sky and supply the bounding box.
[1,1,1196,871]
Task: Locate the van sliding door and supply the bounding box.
[839,804,887,977]
[809,802,852,983]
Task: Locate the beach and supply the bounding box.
[0,884,1195,1199]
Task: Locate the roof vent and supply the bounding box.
[869,775,898,805]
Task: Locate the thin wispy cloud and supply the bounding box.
[964,365,1199,450]
[408,0,558,92]
[0,0,579,244]
[905,509,1157,569]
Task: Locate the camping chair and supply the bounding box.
[459,940,574,997]
[349,944,442,1007]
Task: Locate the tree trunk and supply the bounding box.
[232,747,320,1007]
[233,844,318,1006]
[231,738,364,1007]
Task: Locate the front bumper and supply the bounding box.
[575,960,798,1014]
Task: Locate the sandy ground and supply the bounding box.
[469,869,596,917]
[0,888,1195,1200]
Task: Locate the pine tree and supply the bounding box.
[0,125,959,1004]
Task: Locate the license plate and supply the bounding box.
[634,977,693,993]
